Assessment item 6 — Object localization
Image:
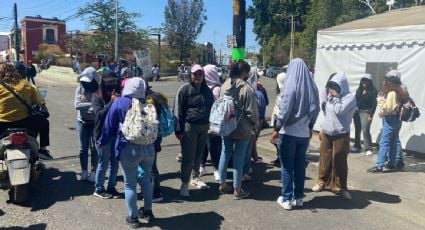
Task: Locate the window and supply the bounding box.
[45,29,55,44]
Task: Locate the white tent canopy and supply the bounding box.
[314,6,425,153]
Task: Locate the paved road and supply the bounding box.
[0,72,424,229]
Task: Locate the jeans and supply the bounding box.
[353,110,373,150]
[219,137,250,189]
[180,123,209,183]
[120,143,155,218]
[138,151,160,193]
[95,138,119,193]
[279,134,309,201]
[376,115,401,168]
[77,121,98,172]
[243,137,253,175]
[396,136,403,164]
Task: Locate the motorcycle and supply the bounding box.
[0,128,44,204]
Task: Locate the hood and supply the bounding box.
[203,64,221,88]
[122,77,146,99]
[246,68,258,90]
[80,67,99,83]
[222,78,247,95]
[329,72,350,96]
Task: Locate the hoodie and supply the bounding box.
[220,78,259,139]
[355,74,378,115]
[321,72,357,136]
[204,64,221,100]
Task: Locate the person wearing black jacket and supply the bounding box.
[92,71,121,199]
[351,74,378,156]
[26,60,37,85]
[173,64,214,197]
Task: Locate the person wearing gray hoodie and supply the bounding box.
[312,72,356,200]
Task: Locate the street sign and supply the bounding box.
[227,35,236,48]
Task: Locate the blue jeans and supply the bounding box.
[77,121,98,172]
[95,139,119,193]
[218,137,250,189]
[243,137,253,175]
[396,136,403,164]
[279,134,309,201]
[120,143,155,218]
[376,115,401,168]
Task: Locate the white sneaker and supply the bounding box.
[312,184,324,192]
[179,183,190,197]
[190,177,208,189]
[277,196,292,210]
[213,170,220,181]
[87,171,96,183]
[80,170,88,181]
[242,174,252,182]
[340,190,352,200]
[199,166,207,177]
[365,150,373,156]
[291,198,303,207]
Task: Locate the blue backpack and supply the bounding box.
[159,105,174,137]
[209,95,238,136]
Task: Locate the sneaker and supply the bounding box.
[80,170,88,181]
[367,166,383,173]
[312,184,324,192]
[218,183,233,195]
[93,190,112,199]
[125,216,142,229]
[176,153,182,162]
[87,171,96,183]
[242,174,252,182]
[190,177,208,189]
[152,191,164,203]
[277,196,292,210]
[291,198,303,207]
[396,161,405,169]
[233,189,249,200]
[179,183,190,197]
[38,149,53,160]
[384,164,396,170]
[365,150,373,156]
[199,166,207,177]
[350,146,361,153]
[107,188,122,199]
[213,170,220,181]
[138,207,155,223]
[340,190,352,200]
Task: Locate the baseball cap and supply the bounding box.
[79,67,97,82]
[384,70,401,85]
[191,64,203,73]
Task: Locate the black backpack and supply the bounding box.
[399,97,420,122]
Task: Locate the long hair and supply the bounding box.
[229,60,250,79]
[381,81,406,102]
[0,63,22,84]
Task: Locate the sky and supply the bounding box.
[0,0,260,55]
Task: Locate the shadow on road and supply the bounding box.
[306,190,401,210]
[2,223,47,230]
[144,211,224,230]
[245,162,282,201]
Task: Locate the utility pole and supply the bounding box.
[114,0,118,62]
[13,3,20,61]
[232,0,246,60]
[150,33,161,68]
[290,14,294,61]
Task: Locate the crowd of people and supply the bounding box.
[0,57,411,228]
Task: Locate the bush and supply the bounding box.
[36,44,65,64]
[55,57,73,67]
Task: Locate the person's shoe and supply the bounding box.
[213,170,220,181]
[312,184,324,192]
[80,170,88,181]
[396,161,405,169]
[242,174,252,182]
[152,191,164,203]
[179,183,190,197]
[190,177,208,189]
[384,163,396,170]
[93,190,112,199]
[138,207,155,223]
[199,166,207,177]
[271,158,281,167]
[107,188,122,199]
[291,198,303,207]
[87,171,96,183]
[367,166,383,173]
[277,196,292,210]
[219,183,233,195]
[233,189,249,200]
[38,149,53,160]
[365,150,373,156]
[340,190,352,200]
[125,216,142,229]
[176,153,182,162]
[350,146,361,153]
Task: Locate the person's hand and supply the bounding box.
[176,133,184,141]
[368,115,373,122]
[270,130,279,144]
[111,89,120,100]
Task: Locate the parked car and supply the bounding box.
[265,67,283,78]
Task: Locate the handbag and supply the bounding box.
[0,79,49,119]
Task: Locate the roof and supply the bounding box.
[323,6,425,31]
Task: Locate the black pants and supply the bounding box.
[31,116,50,147]
[201,134,222,169]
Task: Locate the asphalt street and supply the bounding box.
[0,70,424,230]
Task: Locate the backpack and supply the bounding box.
[121,98,159,145]
[399,97,420,122]
[209,95,238,136]
[159,105,175,137]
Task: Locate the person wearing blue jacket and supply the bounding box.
[270,58,320,210]
[312,72,356,200]
[98,78,155,228]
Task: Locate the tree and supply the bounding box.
[163,0,207,62]
[77,0,147,60]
